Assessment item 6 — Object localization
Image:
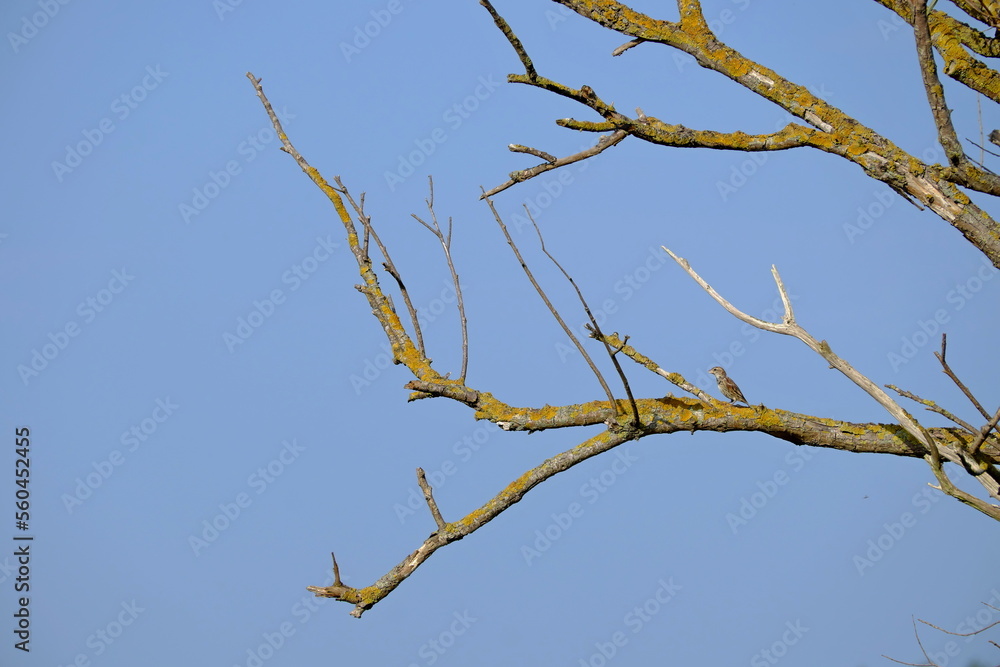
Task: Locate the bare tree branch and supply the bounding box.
[483,191,621,414]
[337,176,426,357]
[479,2,1000,268]
[482,131,627,198]
[528,213,641,427]
[306,428,631,616]
[662,245,1000,519]
[416,467,446,530]
[912,0,966,166]
[411,176,469,381]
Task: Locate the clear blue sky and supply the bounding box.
[3,1,1000,665]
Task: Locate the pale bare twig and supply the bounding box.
[662,245,1000,520]
[969,407,1000,456]
[508,144,557,163]
[411,176,468,380]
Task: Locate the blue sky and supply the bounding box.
[3,1,1000,665]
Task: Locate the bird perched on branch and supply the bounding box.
[708,366,749,406]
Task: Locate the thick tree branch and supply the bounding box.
[247,59,1000,616]
[479,2,1000,268]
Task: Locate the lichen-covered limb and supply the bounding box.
[303,395,997,616]
[307,427,632,617]
[482,2,1000,268]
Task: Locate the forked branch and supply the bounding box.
[662,246,1000,520]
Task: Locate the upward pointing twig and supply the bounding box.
[411,176,469,381]
[528,212,640,427]
[483,191,619,413]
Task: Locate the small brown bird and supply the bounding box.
[708,366,749,406]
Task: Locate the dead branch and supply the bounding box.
[479,1,1000,268]
[337,177,426,357]
[306,427,632,617]
[662,245,1000,520]
[483,192,621,414]
[411,176,469,381]
[481,131,627,198]
[416,467,446,530]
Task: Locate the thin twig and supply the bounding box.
[969,407,1000,455]
[336,177,427,357]
[885,384,980,434]
[331,552,343,587]
[483,191,619,411]
[416,467,447,530]
[528,212,640,426]
[482,131,627,198]
[935,334,992,420]
[411,176,468,381]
